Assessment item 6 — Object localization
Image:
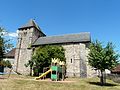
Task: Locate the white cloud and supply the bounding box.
[3,30,18,37]
[0,31,18,47]
[8,32,18,37]
[16,30,19,34]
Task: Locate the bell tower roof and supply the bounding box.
[18,19,40,30]
[18,19,46,36]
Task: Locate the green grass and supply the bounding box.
[0,75,120,90]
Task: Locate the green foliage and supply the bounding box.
[5,60,12,68]
[88,40,119,71]
[0,36,4,61]
[0,27,5,61]
[26,45,65,76]
[0,27,13,67]
[88,40,119,85]
[0,60,12,68]
[0,27,13,52]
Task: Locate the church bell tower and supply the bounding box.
[14,19,46,75]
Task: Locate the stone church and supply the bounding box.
[14,19,96,78]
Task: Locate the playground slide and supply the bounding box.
[35,69,52,80]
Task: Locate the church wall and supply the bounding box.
[62,43,97,78]
[14,38,97,77]
[62,43,87,77]
[13,20,96,77]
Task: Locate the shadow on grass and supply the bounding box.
[88,82,118,86]
[0,77,7,79]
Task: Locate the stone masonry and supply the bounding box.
[14,19,97,77]
[62,43,86,77]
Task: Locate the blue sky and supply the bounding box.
[0,0,120,53]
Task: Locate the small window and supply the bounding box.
[71,59,72,63]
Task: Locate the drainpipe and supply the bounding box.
[16,37,22,72]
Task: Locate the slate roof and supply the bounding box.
[18,19,39,30]
[18,19,46,36]
[32,32,91,46]
[4,48,16,58]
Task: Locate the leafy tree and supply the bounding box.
[0,28,5,61]
[25,45,65,76]
[4,60,12,68]
[0,27,13,68]
[0,38,4,61]
[1,60,12,68]
[88,40,119,85]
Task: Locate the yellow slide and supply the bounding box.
[35,69,52,80]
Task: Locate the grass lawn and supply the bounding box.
[0,74,120,90]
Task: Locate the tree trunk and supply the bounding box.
[30,67,32,76]
[100,70,106,86]
[8,68,12,78]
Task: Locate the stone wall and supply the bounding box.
[63,43,87,77]
[63,43,97,78]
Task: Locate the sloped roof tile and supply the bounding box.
[32,32,91,46]
[4,48,16,58]
[18,19,40,30]
[111,64,120,73]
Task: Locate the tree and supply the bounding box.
[88,40,119,85]
[0,28,5,61]
[25,45,65,76]
[0,38,4,60]
[0,27,13,68]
